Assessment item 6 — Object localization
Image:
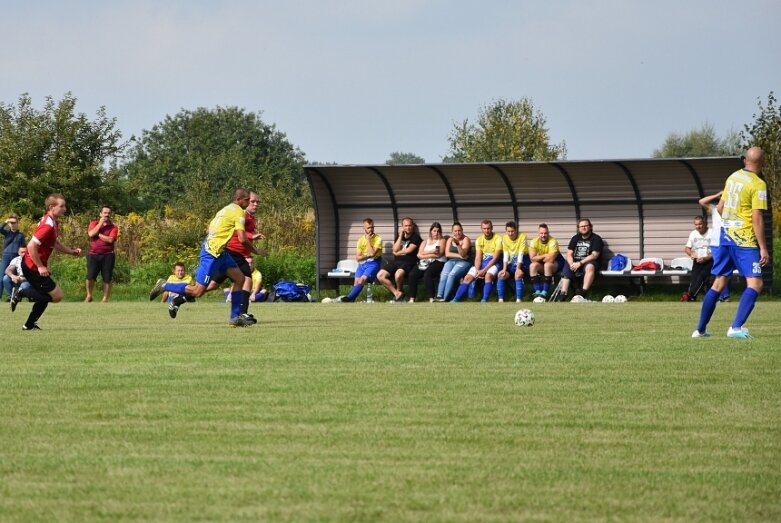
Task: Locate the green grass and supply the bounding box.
[1,300,780,521]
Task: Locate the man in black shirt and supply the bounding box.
[558,218,603,301]
[376,216,421,302]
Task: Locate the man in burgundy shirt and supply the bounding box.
[12,193,83,330]
[85,206,119,303]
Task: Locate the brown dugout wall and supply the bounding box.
[305,158,773,295]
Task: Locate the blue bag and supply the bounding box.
[609,254,628,271]
[273,281,311,302]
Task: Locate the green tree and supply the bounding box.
[652,122,741,158]
[741,92,780,210]
[445,98,566,162]
[123,106,307,218]
[386,151,425,165]
[0,93,126,215]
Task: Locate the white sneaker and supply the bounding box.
[727,326,753,339]
[691,329,711,338]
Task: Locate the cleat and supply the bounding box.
[229,316,253,328]
[10,286,20,312]
[168,303,179,319]
[540,291,548,299]
[727,326,753,339]
[691,329,711,338]
[240,313,257,325]
[149,279,166,301]
[497,299,504,303]
[22,323,42,331]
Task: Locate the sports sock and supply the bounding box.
[467,280,476,299]
[696,288,720,333]
[452,282,468,302]
[543,276,553,293]
[165,282,188,295]
[26,300,49,327]
[482,282,494,301]
[532,275,542,293]
[515,279,524,300]
[347,284,363,301]
[496,279,506,299]
[731,288,758,329]
[241,290,250,315]
[230,291,243,319]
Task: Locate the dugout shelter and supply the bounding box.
[305,158,773,295]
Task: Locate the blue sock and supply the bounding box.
[347,284,363,301]
[467,280,476,299]
[166,282,187,295]
[696,289,720,333]
[516,280,524,300]
[452,283,468,302]
[230,291,243,319]
[543,280,551,293]
[732,288,759,329]
[496,279,506,299]
[482,282,494,301]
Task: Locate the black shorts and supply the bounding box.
[86,253,116,282]
[381,260,415,275]
[21,262,57,294]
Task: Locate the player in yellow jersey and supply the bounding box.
[337,218,383,302]
[497,221,528,302]
[161,261,195,304]
[149,188,255,327]
[451,219,503,302]
[694,147,770,339]
[528,223,565,298]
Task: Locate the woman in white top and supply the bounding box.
[407,222,447,302]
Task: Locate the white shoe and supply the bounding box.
[727,326,753,339]
[691,329,711,338]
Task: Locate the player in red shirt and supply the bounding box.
[12,194,83,330]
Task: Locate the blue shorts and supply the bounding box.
[356,258,381,283]
[711,244,761,278]
[194,243,238,287]
[506,255,531,275]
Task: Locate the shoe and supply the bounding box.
[691,329,711,338]
[393,294,406,303]
[719,297,731,303]
[516,298,522,303]
[497,299,504,303]
[240,313,257,325]
[168,302,179,319]
[727,326,753,339]
[434,297,445,302]
[540,291,548,299]
[10,286,20,312]
[22,323,41,331]
[229,316,253,328]
[149,278,166,301]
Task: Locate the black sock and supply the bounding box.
[26,300,49,327]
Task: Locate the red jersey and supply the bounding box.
[24,213,59,271]
[226,211,256,257]
[88,220,119,255]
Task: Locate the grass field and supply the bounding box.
[1,299,779,522]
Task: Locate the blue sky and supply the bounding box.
[2,0,779,164]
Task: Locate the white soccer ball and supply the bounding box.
[514,308,535,327]
[570,295,586,303]
[321,297,332,304]
[602,295,615,303]
[532,296,546,304]
[614,294,627,303]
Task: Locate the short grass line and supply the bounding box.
[1,301,779,521]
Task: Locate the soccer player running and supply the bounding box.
[149,188,256,327]
[11,194,83,330]
[693,147,770,339]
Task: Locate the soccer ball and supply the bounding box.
[602,295,615,303]
[514,308,535,327]
[614,294,627,303]
[321,297,332,304]
[570,295,586,303]
[532,296,546,304]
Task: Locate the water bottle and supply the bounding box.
[366,285,374,303]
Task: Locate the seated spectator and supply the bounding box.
[1,213,26,301]
[376,216,421,302]
[558,218,603,300]
[697,191,730,302]
[681,215,713,302]
[225,267,269,302]
[451,219,503,302]
[528,223,565,299]
[4,247,31,309]
[407,222,446,302]
[435,222,472,301]
[497,221,528,303]
[161,262,196,304]
[338,218,383,302]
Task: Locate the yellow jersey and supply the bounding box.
[252,268,263,288]
[166,274,194,285]
[502,232,527,264]
[529,236,560,256]
[357,234,383,261]
[204,203,246,257]
[476,234,502,260]
[720,169,768,247]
